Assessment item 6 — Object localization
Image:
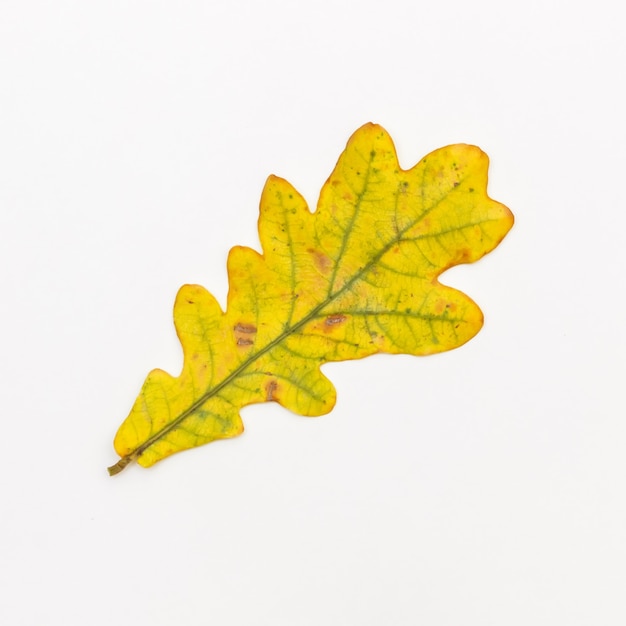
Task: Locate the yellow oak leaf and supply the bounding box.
[108,123,513,475]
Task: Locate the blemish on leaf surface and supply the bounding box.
[325,314,347,326]
[266,380,278,402]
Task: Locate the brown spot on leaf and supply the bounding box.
[325,314,347,327]
[434,300,458,315]
[234,323,257,334]
[265,380,278,402]
[308,248,332,274]
[235,322,257,347]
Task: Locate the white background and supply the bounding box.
[1,1,624,624]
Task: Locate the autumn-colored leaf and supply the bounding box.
[108,123,513,475]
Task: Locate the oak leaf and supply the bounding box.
[108,124,513,475]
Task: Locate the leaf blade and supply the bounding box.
[109,123,513,473]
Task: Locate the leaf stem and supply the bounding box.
[107,454,136,476]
